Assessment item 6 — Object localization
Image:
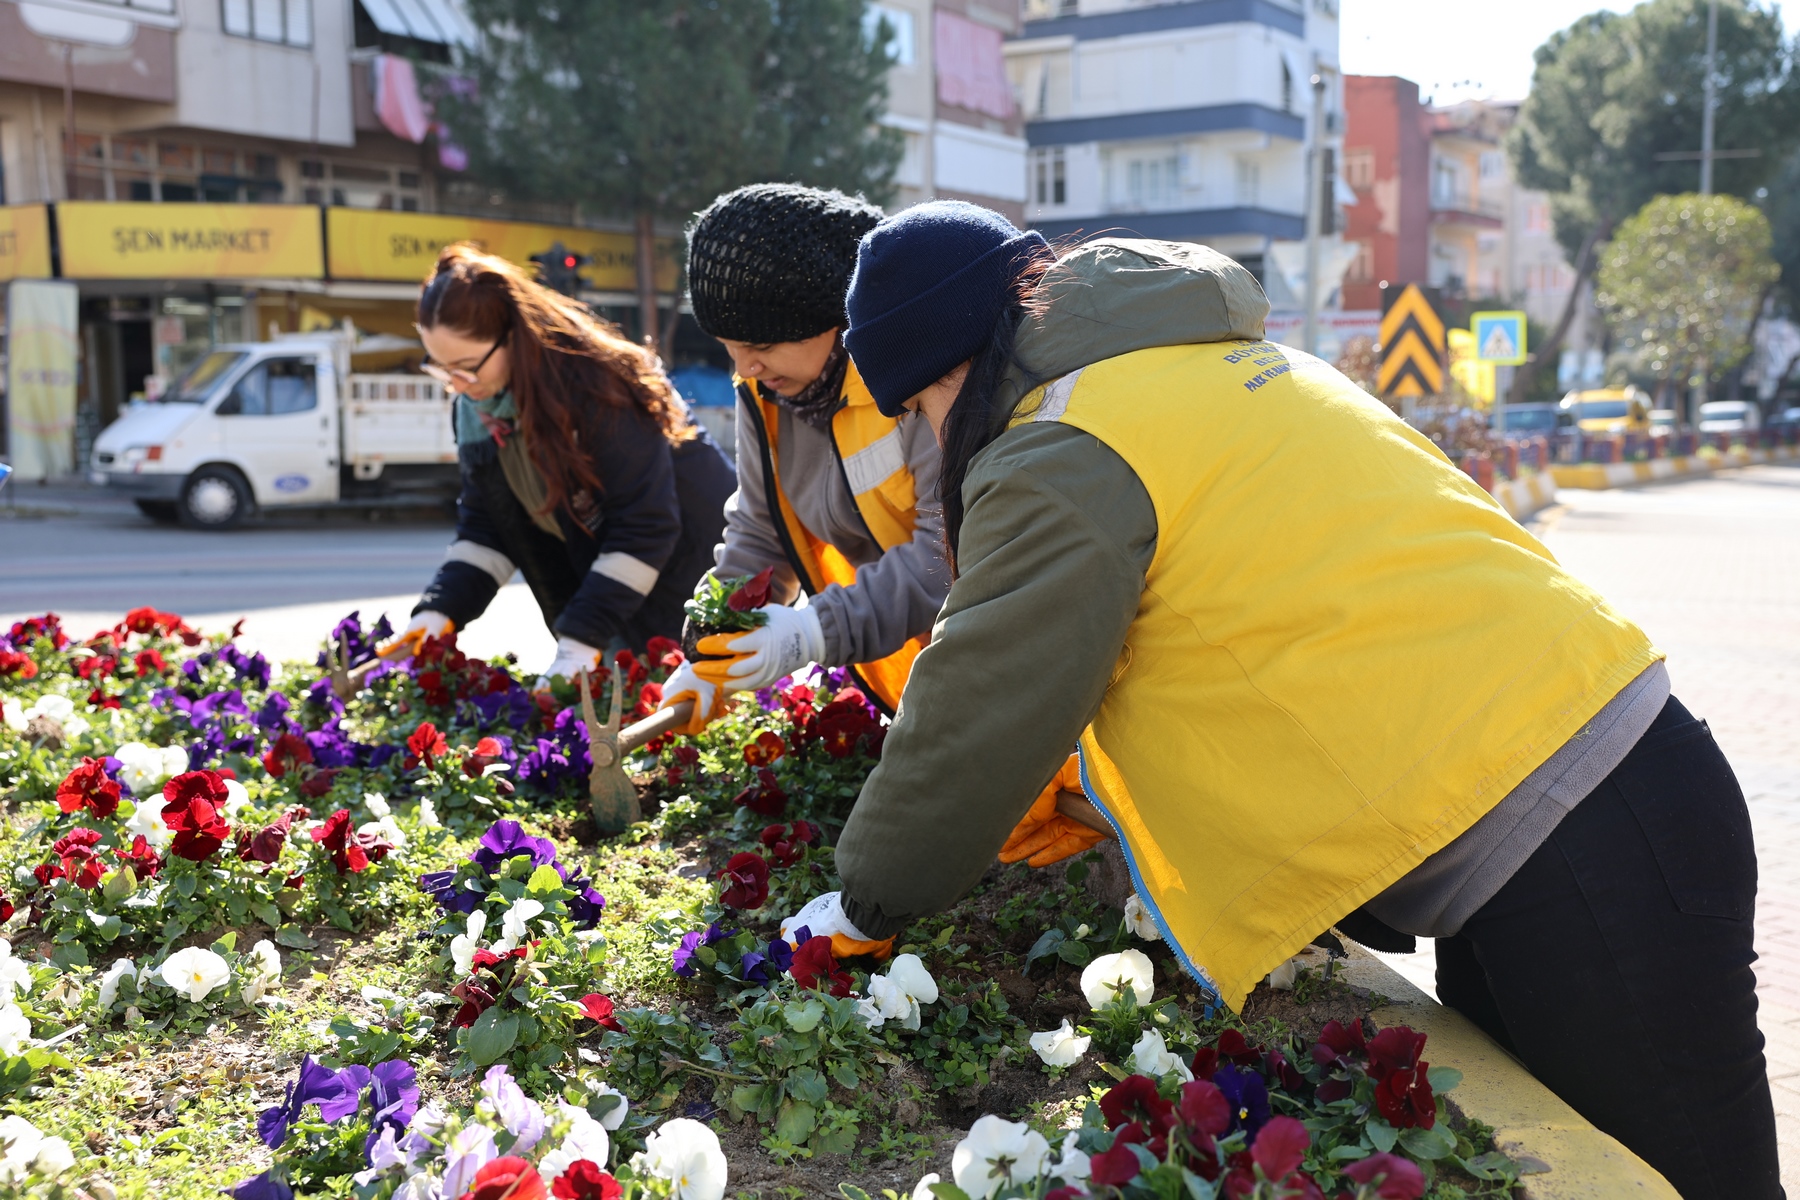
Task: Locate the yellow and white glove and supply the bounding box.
[533,636,602,693]
[999,754,1108,868]
[657,660,731,735]
[780,891,895,961]
[378,610,454,660]
[693,604,825,693]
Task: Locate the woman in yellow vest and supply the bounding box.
[658,184,947,728]
[795,202,1773,1199]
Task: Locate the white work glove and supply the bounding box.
[533,636,602,693]
[657,660,730,736]
[692,603,826,693]
[377,610,454,659]
[779,891,894,960]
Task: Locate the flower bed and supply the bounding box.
[0,608,1527,1199]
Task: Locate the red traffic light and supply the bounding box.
[563,255,577,268]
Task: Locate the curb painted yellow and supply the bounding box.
[1551,443,1798,491]
[1336,949,1679,1199]
[1489,470,1558,522]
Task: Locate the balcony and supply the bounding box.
[1430,189,1504,229]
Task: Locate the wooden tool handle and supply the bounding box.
[1054,789,1114,837]
[617,700,694,754]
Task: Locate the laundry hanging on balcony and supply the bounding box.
[374,53,431,144]
[934,11,1014,121]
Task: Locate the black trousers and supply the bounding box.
[1438,696,1780,1199]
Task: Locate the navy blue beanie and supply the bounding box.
[844,201,1048,416]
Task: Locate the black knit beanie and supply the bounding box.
[687,184,884,344]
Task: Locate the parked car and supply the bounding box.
[1559,387,1651,434]
[1697,400,1762,434]
[1648,409,1679,436]
[1491,402,1560,437]
[1770,406,1800,433]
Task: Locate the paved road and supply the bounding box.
[0,484,557,668]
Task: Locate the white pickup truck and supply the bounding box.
[89,332,458,529]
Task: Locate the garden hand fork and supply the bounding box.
[577,665,695,834]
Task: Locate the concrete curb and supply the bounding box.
[1337,948,1678,1199]
[1551,443,1799,491]
[1489,471,1559,523]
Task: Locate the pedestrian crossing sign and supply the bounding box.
[1472,311,1528,365]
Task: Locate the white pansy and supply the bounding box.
[1049,1132,1091,1184]
[450,911,488,976]
[592,1083,630,1131]
[0,942,30,1004]
[113,742,187,795]
[492,898,545,952]
[1080,949,1156,1011]
[1131,1027,1195,1081]
[0,1115,44,1182]
[1028,1018,1091,1068]
[910,1174,941,1200]
[1,700,23,734]
[951,1115,1052,1199]
[1123,894,1162,941]
[97,958,137,1009]
[361,815,406,851]
[241,940,282,1004]
[632,1117,727,1200]
[221,778,252,818]
[537,1101,612,1180]
[856,953,939,1030]
[124,799,173,852]
[417,796,441,829]
[30,1135,71,1177]
[363,792,391,818]
[0,1005,30,1057]
[28,696,74,724]
[158,946,231,1002]
[1265,957,1300,990]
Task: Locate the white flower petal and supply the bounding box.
[1079,949,1155,1010]
[1029,1019,1091,1068]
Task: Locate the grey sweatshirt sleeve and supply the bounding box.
[810,414,951,665]
[711,390,804,607]
[836,424,1158,938]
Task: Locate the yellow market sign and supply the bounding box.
[57,202,324,279]
[0,205,54,282]
[325,208,678,291]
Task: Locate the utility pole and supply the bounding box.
[61,43,76,201]
[1303,69,1327,356]
[1701,0,1718,195]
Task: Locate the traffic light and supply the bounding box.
[530,242,590,297]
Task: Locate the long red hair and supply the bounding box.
[418,242,694,523]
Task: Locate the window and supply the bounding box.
[1347,239,1374,284]
[1344,148,1375,190]
[1118,153,1180,209]
[1032,147,1066,206]
[1479,151,1506,180]
[862,4,915,65]
[1236,158,1261,207]
[217,360,316,416]
[298,159,424,210]
[63,134,282,203]
[222,0,311,47]
[1524,201,1552,234]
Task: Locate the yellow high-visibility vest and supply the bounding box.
[1013,340,1661,1009]
[742,362,926,714]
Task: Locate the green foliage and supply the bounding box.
[602,1005,729,1112]
[904,979,1022,1091]
[1596,193,1780,388]
[683,573,770,635]
[722,988,885,1158]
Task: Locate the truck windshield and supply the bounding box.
[161,351,246,404]
[1570,401,1630,419]
[1501,409,1558,431]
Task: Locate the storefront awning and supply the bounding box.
[358,0,475,49]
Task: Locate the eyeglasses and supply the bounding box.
[421,339,503,388]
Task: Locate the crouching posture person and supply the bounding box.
[785,202,1776,1200]
[386,244,736,689]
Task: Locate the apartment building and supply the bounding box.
[1003,0,1341,283]
[870,0,1030,225]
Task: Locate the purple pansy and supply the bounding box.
[257,1056,364,1149]
[672,923,732,977]
[469,820,559,874]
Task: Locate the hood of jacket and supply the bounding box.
[995,237,1270,421]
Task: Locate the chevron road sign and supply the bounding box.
[1378,283,1446,399]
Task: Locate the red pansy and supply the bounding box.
[576,993,622,1031]
[718,852,770,910]
[52,827,105,890]
[552,1161,623,1200]
[56,758,120,819]
[0,651,36,680]
[86,688,121,711]
[1342,1152,1426,1200]
[788,935,853,997]
[1100,1074,1176,1137]
[467,1156,546,1200]
[262,733,313,779]
[731,768,787,818]
[115,835,163,880]
[759,820,819,868]
[726,567,774,612]
[309,808,392,874]
[162,771,232,861]
[134,648,168,675]
[237,808,307,865]
[743,731,786,767]
[462,737,507,778]
[631,681,662,721]
[405,722,449,770]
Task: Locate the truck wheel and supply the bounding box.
[133,500,179,524]
[178,467,252,530]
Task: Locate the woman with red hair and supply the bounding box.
[385,243,735,687]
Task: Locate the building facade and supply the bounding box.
[1003,0,1341,281]
[871,0,1030,226]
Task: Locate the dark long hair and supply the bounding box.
[418,243,694,523]
[936,247,1058,575]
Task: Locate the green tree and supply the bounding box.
[1595,193,1780,417]
[441,0,901,345]
[1506,0,1800,404]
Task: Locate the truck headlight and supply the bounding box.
[120,445,164,471]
